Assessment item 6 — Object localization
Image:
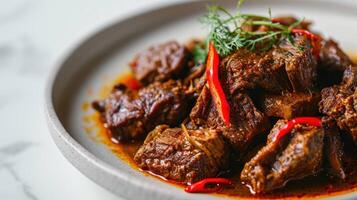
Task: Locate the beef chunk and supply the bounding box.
[259,92,321,119]
[134,125,229,184]
[322,118,346,179]
[320,87,357,144]
[130,41,189,85]
[220,47,291,94]
[241,120,325,193]
[319,39,353,72]
[319,66,357,144]
[93,80,193,142]
[92,87,145,141]
[278,36,317,91]
[189,85,270,154]
[317,39,354,87]
[189,84,212,126]
[184,64,207,98]
[221,35,317,94]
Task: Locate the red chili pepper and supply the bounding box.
[125,77,141,90]
[291,29,321,59]
[117,73,142,90]
[185,178,232,193]
[206,42,231,127]
[272,117,322,142]
[271,18,279,23]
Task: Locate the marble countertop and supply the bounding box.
[0,0,178,199]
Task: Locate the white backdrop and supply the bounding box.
[0,0,181,199]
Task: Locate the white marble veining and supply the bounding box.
[0,1,178,199]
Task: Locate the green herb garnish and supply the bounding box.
[202,0,303,56]
[192,43,207,66]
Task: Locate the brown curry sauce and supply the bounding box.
[83,58,357,199]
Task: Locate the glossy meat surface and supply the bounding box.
[322,117,346,179]
[93,80,194,142]
[259,92,321,119]
[130,41,189,85]
[134,125,229,184]
[319,66,357,144]
[190,85,270,154]
[91,23,357,195]
[220,36,317,94]
[241,120,325,193]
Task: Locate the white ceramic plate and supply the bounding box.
[45,0,357,199]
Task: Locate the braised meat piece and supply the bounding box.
[184,64,207,98]
[189,85,270,154]
[319,39,354,72]
[134,125,229,184]
[278,36,317,91]
[220,35,317,94]
[130,41,189,85]
[259,92,321,119]
[241,120,325,194]
[322,118,346,179]
[189,84,212,126]
[92,86,145,141]
[93,80,194,142]
[319,65,357,144]
[320,86,357,144]
[220,47,291,94]
[317,39,354,87]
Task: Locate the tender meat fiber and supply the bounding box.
[134,125,229,184]
[320,87,357,144]
[189,85,270,154]
[221,35,317,94]
[319,65,357,144]
[92,86,145,141]
[278,36,317,91]
[93,80,193,142]
[322,118,346,179]
[184,64,207,98]
[130,41,189,85]
[241,120,325,194]
[259,92,321,119]
[220,47,291,94]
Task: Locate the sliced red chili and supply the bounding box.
[291,28,321,59]
[123,76,142,90]
[185,178,233,193]
[272,117,322,142]
[206,42,231,127]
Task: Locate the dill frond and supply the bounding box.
[202,0,303,56]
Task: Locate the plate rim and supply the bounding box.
[45,1,214,200]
